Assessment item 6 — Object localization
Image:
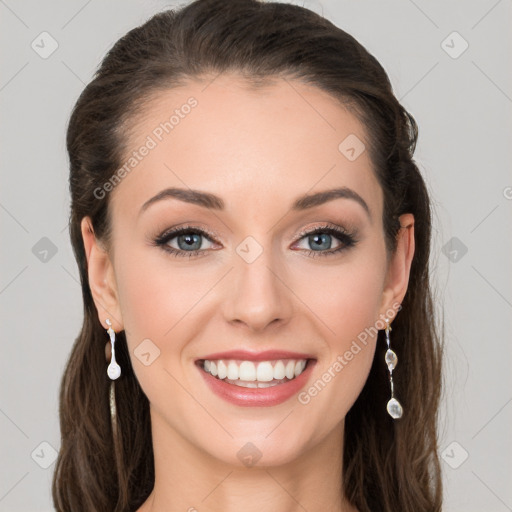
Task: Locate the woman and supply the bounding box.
[52,0,444,510]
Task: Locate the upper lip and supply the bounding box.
[196,350,316,362]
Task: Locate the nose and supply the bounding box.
[221,240,295,333]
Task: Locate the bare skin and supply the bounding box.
[81,74,414,512]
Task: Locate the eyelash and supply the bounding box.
[152,223,358,259]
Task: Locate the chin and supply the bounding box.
[206,432,311,469]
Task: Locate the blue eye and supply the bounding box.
[292,225,358,258]
[153,225,216,258]
[153,223,357,259]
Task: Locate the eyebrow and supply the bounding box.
[139,186,371,219]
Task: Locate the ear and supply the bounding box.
[378,213,415,322]
[81,216,123,332]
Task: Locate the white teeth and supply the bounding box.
[294,360,306,377]
[239,361,256,381]
[274,360,285,380]
[217,360,227,380]
[227,361,238,380]
[285,361,295,379]
[200,358,310,383]
[256,361,274,382]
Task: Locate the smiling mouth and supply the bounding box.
[196,358,315,388]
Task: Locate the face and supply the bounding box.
[83,74,412,468]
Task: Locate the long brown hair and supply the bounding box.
[52,1,444,510]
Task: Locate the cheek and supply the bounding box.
[113,250,193,419]
[293,251,385,343]
[113,245,215,386]
[291,253,385,409]
[114,246,206,338]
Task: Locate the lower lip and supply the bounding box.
[196,360,317,407]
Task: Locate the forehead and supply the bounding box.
[110,74,382,225]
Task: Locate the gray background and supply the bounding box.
[1,0,511,510]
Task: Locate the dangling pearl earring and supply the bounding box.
[384,317,403,419]
[106,318,121,380]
